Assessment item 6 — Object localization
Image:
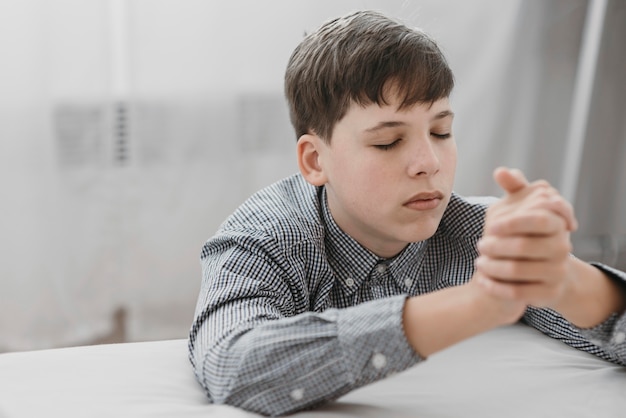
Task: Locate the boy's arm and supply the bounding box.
[401,276,526,358]
[401,246,626,365]
[473,168,626,364]
[395,167,625,363]
[400,168,569,358]
[552,257,626,329]
[189,242,421,416]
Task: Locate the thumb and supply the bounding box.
[493,167,529,195]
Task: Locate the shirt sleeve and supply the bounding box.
[522,262,626,366]
[188,239,421,416]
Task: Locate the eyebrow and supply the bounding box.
[363,110,455,133]
[432,110,455,121]
[364,121,407,133]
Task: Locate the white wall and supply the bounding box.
[1,0,623,350]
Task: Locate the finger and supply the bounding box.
[525,191,578,232]
[528,179,552,190]
[477,235,572,261]
[504,179,578,231]
[476,276,564,307]
[475,256,568,283]
[493,167,529,195]
[486,209,569,236]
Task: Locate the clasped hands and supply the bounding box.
[473,167,578,323]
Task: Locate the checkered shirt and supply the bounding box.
[188,173,626,416]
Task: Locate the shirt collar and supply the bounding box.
[319,187,428,294]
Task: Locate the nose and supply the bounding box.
[407,136,440,177]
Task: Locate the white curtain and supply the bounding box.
[572,0,626,267]
[1,0,624,351]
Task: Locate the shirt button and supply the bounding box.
[371,353,387,370]
[345,277,355,287]
[614,332,626,344]
[375,264,387,274]
[404,278,413,289]
[589,339,604,347]
[290,388,304,401]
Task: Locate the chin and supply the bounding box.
[404,220,441,243]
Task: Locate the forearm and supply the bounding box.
[522,259,626,367]
[476,168,626,365]
[402,280,523,358]
[191,296,420,416]
[553,257,626,329]
[192,314,345,415]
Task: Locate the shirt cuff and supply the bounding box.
[577,263,626,355]
[336,294,422,388]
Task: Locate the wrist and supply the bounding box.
[552,257,626,328]
[402,279,523,358]
[467,276,527,327]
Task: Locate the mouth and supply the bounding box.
[403,191,445,210]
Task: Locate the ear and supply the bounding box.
[297,133,328,186]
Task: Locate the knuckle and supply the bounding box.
[512,237,528,254]
[557,240,572,256]
[480,238,497,256]
[549,235,569,252]
[504,217,519,231]
[531,180,551,189]
[548,282,564,300]
[504,261,521,277]
[533,213,552,230]
[553,262,568,278]
[534,190,547,200]
[508,285,523,300]
[548,193,564,205]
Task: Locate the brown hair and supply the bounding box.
[284,10,454,142]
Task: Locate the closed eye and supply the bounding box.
[431,132,451,139]
[373,138,402,150]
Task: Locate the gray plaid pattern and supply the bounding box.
[188,174,626,416]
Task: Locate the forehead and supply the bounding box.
[341,96,452,130]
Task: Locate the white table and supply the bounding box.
[1,323,624,417]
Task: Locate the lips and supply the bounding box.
[404,191,445,205]
[403,191,445,210]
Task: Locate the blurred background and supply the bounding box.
[0,0,624,352]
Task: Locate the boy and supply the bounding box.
[188,10,626,416]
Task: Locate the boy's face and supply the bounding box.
[301,95,457,258]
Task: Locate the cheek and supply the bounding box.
[440,141,458,175]
[339,162,392,204]
[358,172,398,211]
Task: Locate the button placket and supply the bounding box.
[368,263,388,286]
[375,263,388,275]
